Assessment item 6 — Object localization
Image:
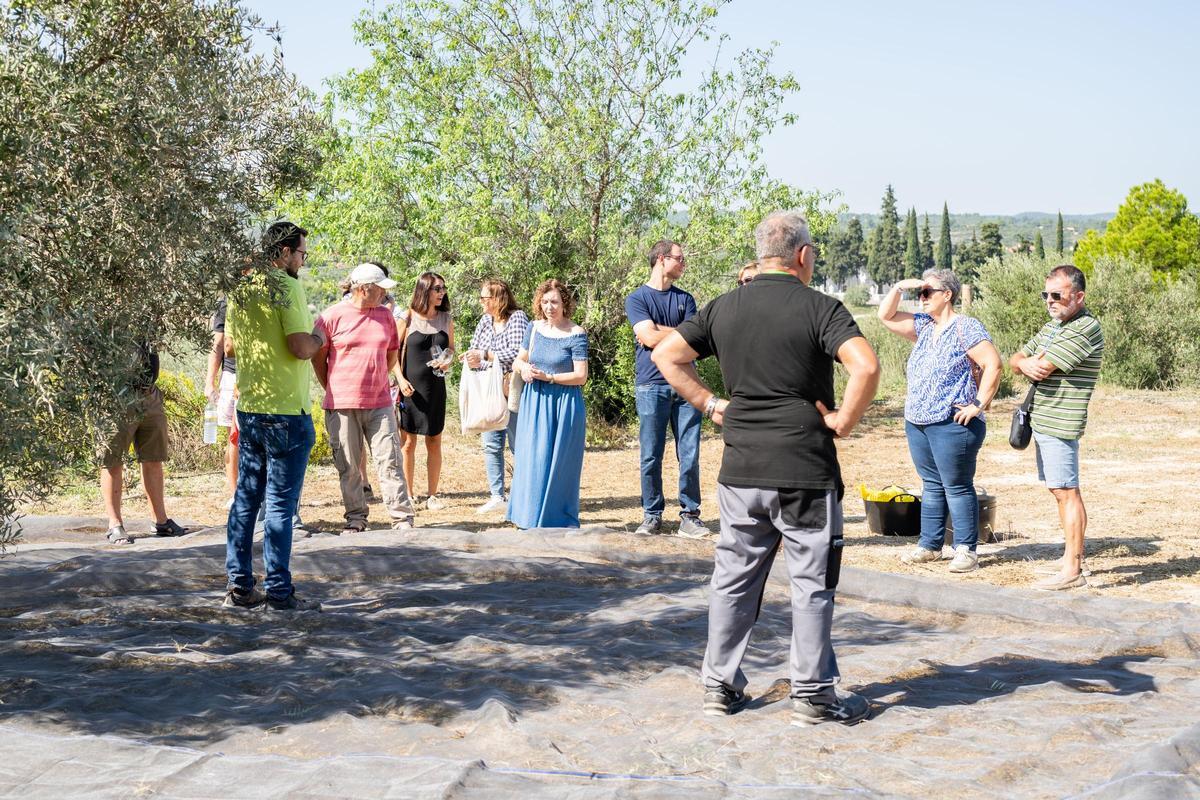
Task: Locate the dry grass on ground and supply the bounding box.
[28,387,1200,604]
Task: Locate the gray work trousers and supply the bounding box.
[701,483,843,700]
[326,406,414,524]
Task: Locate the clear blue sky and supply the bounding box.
[247,0,1199,215]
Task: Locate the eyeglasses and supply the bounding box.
[294,249,307,261]
[432,285,447,293]
[479,294,492,300]
[917,286,948,300]
[803,243,821,259]
[665,253,686,263]
[1040,291,1068,302]
[737,278,754,286]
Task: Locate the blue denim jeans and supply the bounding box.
[904,417,985,552]
[481,410,518,499]
[635,383,702,519]
[226,411,315,600]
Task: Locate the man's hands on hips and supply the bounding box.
[816,400,854,438]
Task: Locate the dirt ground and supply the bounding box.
[27,387,1200,604]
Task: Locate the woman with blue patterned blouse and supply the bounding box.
[878,269,1002,573]
[507,279,589,529]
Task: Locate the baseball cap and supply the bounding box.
[348,263,397,289]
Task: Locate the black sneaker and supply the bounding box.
[266,592,322,612]
[222,587,266,610]
[154,519,189,537]
[703,686,750,717]
[791,691,871,726]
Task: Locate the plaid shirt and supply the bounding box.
[468,310,529,373]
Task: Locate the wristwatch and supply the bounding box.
[970,398,983,409]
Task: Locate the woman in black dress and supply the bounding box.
[395,272,455,509]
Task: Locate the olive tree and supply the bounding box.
[286,0,837,421]
[0,0,325,547]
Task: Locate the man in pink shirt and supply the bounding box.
[315,263,416,533]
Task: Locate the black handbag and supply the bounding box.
[1009,384,1036,449]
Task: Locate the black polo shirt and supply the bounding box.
[676,272,862,492]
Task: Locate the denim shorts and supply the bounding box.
[1033,430,1080,489]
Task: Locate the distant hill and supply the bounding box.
[837,211,1113,249]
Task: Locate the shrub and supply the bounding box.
[157,370,224,473]
[1087,258,1200,388]
[975,253,1200,391]
[843,284,871,307]
[972,254,1051,397]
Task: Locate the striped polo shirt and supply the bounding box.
[1020,309,1104,440]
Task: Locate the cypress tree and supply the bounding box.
[1034,230,1045,259]
[846,217,866,277]
[1055,210,1064,254]
[868,185,903,284]
[936,201,953,270]
[920,213,935,271]
[903,208,921,278]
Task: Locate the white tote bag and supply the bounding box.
[459,358,510,434]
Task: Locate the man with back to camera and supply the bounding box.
[223,221,326,612]
[99,342,189,544]
[653,210,881,726]
[1009,264,1103,591]
[624,240,707,538]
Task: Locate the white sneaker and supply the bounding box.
[477,496,506,514]
[425,495,446,511]
[948,544,979,573]
[901,545,941,564]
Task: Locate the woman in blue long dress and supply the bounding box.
[507,279,588,529]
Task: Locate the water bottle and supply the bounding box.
[429,344,449,378]
[203,399,219,445]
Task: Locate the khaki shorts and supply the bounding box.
[101,387,169,468]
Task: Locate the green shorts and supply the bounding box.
[101,387,169,468]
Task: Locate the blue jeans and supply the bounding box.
[905,417,985,552]
[635,383,702,519]
[226,412,315,600]
[481,410,518,499]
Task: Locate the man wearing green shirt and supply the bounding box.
[1010,264,1104,592]
[223,221,326,612]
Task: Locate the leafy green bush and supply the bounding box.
[972,254,1050,396]
[156,370,223,473]
[308,406,334,466]
[974,253,1200,391]
[1086,258,1200,388]
[843,285,871,307]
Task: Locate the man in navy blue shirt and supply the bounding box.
[624,240,706,538]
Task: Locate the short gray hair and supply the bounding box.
[755,211,812,261]
[922,268,962,304]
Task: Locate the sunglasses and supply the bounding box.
[917,286,947,299]
[431,285,447,293]
[737,278,754,286]
[1040,291,1068,302]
